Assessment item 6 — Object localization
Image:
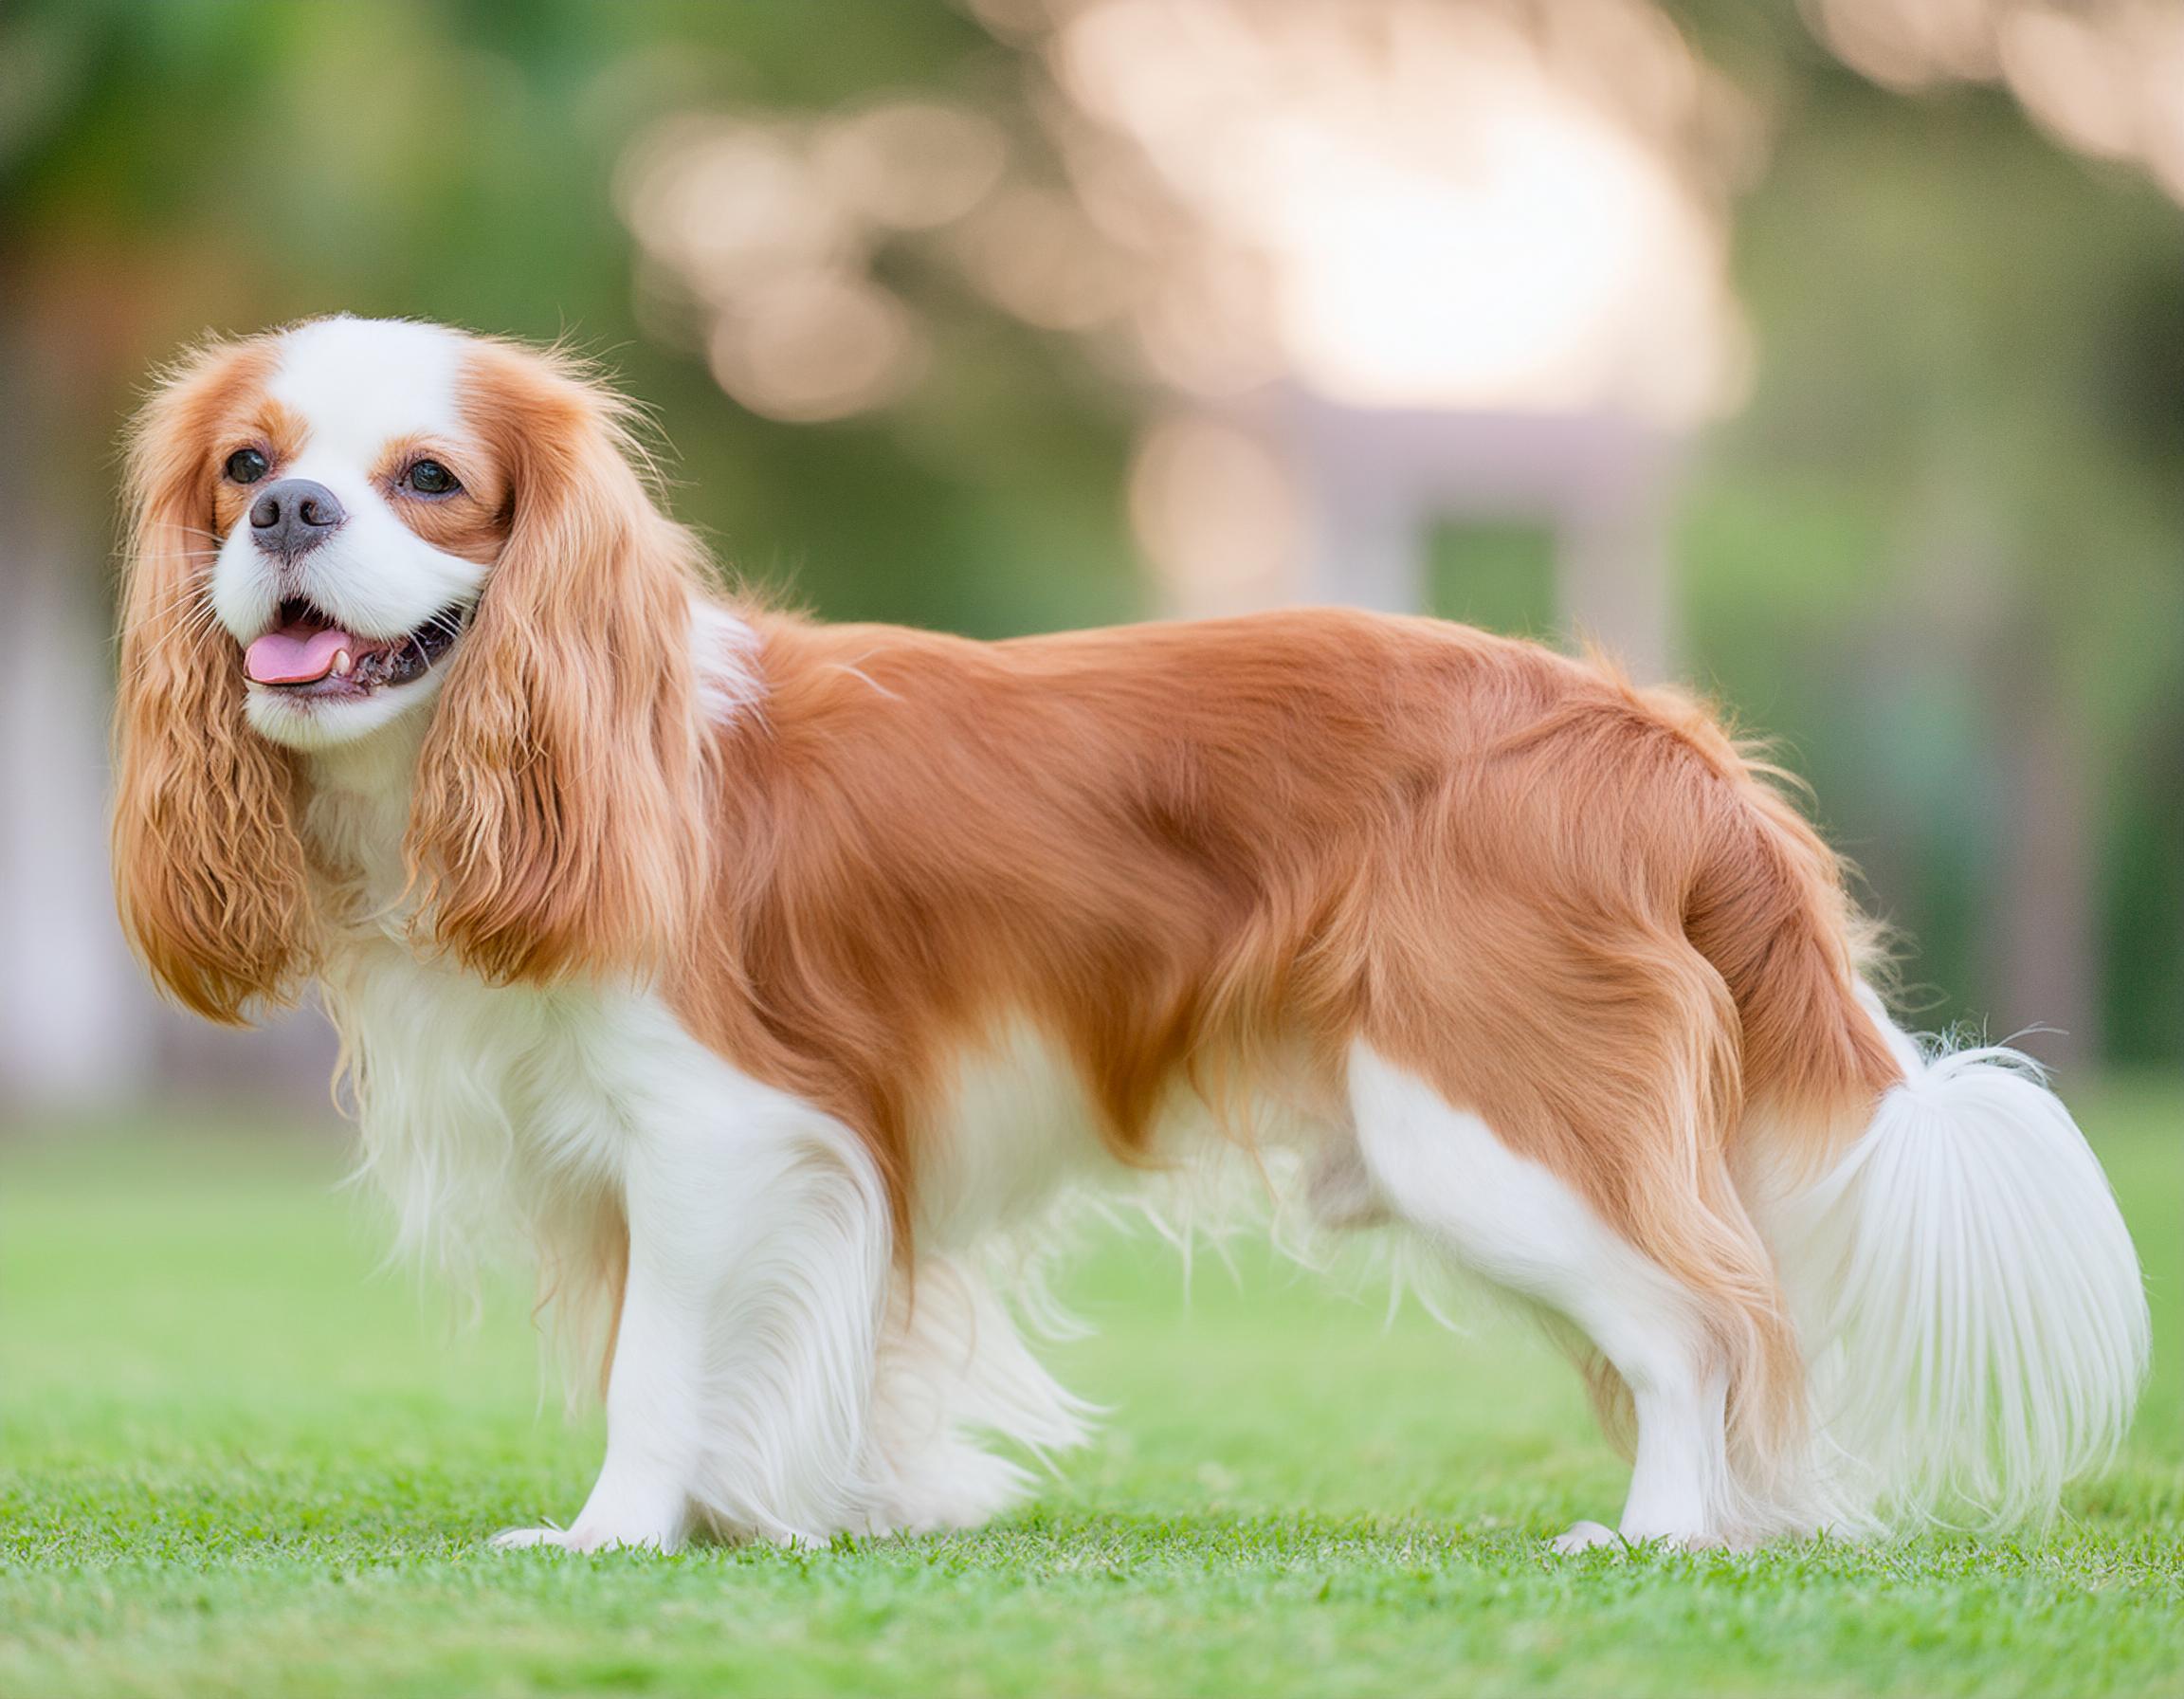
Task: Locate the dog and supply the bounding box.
[112,315,2148,1552]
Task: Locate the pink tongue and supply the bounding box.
[245,623,355,685]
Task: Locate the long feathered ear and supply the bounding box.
[111,338,316,1022]
[406,342,714,986]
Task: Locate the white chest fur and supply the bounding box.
[918,1020,1111,1249]
[300,724,769,1278]
[323,940,707,1276]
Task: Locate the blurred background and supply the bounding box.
[2,0,2178,1118]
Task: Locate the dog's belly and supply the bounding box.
[916,1019,1113,1249]
[914,1017,1350,1250]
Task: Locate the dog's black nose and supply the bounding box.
[247,478,346,559]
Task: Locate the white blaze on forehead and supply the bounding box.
[217,316,491,735]
[268,317,469,464]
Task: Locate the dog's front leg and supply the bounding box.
[494,1078,891,1553]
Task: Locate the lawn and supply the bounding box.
[3,1083,2179,1698]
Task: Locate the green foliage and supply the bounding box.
[1427,520,1559,643]
[1680,73,2184,1050]
[4,0,2178,1055]
[2,0,1141,642]
[3,1094,2179,1697]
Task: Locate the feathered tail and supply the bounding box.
[1768,1033,2150,1530]
[1684,735,2150,1533]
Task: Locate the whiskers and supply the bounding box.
[398,606,470,677]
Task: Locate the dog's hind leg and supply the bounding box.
[1346,1041,1776,1550]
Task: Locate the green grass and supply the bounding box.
[3,1084,2179,1698]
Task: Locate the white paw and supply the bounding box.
[1549,1520,1622,1554]
[489,1525,571,1551]
[1551,1521,1736,1556]
[488,1522,682,1555]
[1619,1526,1735,1554]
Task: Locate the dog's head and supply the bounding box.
[114,317,715,1018]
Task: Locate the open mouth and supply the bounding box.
[244,598,467,698]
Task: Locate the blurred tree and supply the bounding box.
[2,0,1141,634]
[0,0,1139,1104]
[1668,3,2184,1066]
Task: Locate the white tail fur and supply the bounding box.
[1772,1037,2150,1532]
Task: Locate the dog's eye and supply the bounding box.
[404,460,459,496]
[224,448,269,484]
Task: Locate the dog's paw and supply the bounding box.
[489,1524,571,1552]
[488,1521,682,1555]
[1550,1521,1738,1556]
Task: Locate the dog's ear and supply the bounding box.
[111,338,316,1022]
[405,342,713,986]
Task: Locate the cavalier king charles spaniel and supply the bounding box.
[112,316,2147,1553]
